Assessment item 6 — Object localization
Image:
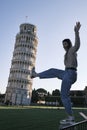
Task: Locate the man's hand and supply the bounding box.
[74,22,81,32]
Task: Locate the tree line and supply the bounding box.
[31,88,87,107]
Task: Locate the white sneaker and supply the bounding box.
[30,67,37,78]
[60,117,75,125]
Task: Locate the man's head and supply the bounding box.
[62,39,72,51]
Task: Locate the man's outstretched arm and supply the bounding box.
[73,22,81,51]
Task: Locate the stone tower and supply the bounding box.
[5,23,38,105]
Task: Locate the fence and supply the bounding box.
[60,120,87,130]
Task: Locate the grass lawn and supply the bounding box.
[0,106,86,130]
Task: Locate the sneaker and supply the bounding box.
[60,117,75,125]
[30,67,37,78]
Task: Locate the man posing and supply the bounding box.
[31,22,81,124]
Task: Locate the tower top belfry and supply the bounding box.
[20,23,37,33]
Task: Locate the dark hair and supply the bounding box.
[62,39,72,48]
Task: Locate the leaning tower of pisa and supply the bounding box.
[5,23,38,105]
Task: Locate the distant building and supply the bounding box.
[70,90,85,97]
[4,23,38,105]
[84,86,87,105]
[0,94,5,104]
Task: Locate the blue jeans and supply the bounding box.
[38,68,77,115]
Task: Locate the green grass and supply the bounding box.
[0,106,86,130]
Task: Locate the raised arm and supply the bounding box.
[73,22,81,51]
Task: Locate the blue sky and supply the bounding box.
[0,0,87,93]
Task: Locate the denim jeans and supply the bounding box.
[38,68,77,115]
